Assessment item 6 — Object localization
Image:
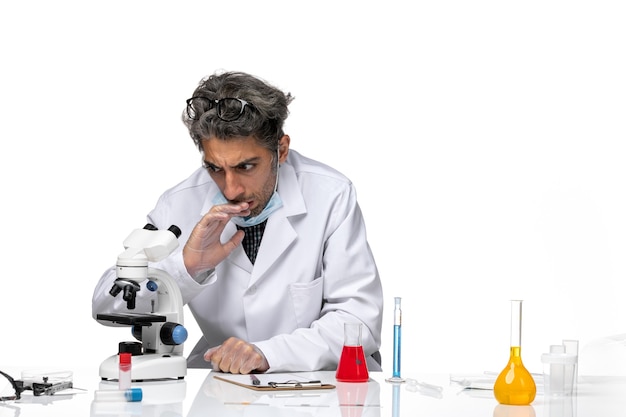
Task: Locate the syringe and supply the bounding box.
[386,297,405,383]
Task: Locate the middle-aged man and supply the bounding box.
[93,70,384,374]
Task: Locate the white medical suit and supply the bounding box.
[92,149,384,372]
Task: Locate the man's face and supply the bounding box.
[201,136,277,217]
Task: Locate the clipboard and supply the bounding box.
[213,372,336,391]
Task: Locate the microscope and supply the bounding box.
[97,224,187,381]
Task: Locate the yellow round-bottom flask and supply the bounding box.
[494,346,536,405]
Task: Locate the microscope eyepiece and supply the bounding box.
[142,223,180,238]
[167,225,182,238]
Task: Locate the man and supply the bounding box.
[92,71,383,374]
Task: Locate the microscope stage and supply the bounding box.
[97,312,167,325]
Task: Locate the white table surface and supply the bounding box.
[1,366,625,417]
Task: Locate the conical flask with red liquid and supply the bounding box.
[494,300,537,405]
[336,323,369,382]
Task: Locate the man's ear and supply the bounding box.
[278,135,290,164]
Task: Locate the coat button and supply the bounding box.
[248,285,257,295]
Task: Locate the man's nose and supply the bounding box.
[222,172,244,200]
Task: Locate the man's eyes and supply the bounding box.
[203,162,221,173]
[237,163,255,171]
[203,162,256,173]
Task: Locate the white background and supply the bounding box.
[1,0,625,378]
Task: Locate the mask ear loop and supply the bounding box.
[273,148,280,193]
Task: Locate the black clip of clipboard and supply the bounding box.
[268,380,323,388]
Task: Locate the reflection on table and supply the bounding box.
[90,378,186,417]
[2,369,626,417]
[188,371,381,417]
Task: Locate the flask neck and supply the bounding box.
[508,346,525,364]
[343,323,363,346]
[509,300,523,347]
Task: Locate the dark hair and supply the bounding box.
[182,71,294,153]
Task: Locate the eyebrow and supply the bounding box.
[204,156,262,170]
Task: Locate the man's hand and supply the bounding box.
[204,337,270,374]
[183,203,250,277]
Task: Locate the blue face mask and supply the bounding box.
[212,191,283,227]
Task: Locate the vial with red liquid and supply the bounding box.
[336,322,369,382]
[118,352,132,390]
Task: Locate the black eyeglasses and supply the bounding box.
[185,97,253,122]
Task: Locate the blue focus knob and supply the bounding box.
[160,322,188,345]
[146,280,158,292]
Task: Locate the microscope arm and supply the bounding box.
[147,267,184,325]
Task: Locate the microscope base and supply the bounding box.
[100,353,187,381]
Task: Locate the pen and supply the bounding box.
[250,374,261,386]
[269,380,322,388]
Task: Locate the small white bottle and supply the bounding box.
[118,352,132,390]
